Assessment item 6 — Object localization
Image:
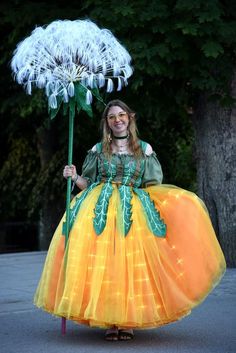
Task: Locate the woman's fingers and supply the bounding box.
[63,165,76,178]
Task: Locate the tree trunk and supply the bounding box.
[192,75,236,267]
[36,126,63,250]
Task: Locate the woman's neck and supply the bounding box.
[111,137,129,153]
[113,133,128,140]
[112,137,128,145]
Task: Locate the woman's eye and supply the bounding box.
[107,112,127,120]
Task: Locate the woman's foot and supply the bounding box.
[104,327,119,341]
[118,328,134,341]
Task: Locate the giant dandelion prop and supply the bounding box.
[11,19,133,334]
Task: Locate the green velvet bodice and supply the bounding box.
[66,141,166,238]
[81,141,163,188]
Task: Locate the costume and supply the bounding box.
[34,140,226,328]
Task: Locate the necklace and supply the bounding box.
[113,134,128,139]
[112,141,129,152]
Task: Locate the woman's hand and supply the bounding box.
[63,165,88,190]
[63,165,78,181]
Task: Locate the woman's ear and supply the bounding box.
[130,113,135,120]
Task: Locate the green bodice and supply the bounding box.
[81,141,163,188]
[67,141,166,237]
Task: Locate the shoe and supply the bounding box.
[118,328,134,341]
[104,327,119,341]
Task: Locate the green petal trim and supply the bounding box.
[121,156,135,185]
[74,83,93,117]
[47,82,105,121]
[118,185,133,236]
[63,102,69,116]
[93,182,113,235]
[133,188,166,237]
[91,85,105,105]
[62,182,99,235]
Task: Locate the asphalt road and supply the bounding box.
[1,251,236,353]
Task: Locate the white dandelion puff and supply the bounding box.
[86,89,93,105]
[98,73,105,88]
[113,62,120,76]
[106,78,114,93]
[102,61,107,76]
[37,75,46,89]
[45,82,51,97]
[62,87,69,103]
[68,82,75,97]
[26,81,32,95]
[11,19,133,110]
[117,77,123,91]
[49,94,57,109]
[87,73,94,89]
[81,72,89,86]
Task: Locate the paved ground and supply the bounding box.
[0,251,236,353]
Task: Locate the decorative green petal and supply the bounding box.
[118,185,133,236]
[134,188,166,237]
[91,85,105,105]
[62,182,99,235]
[74,83,93,117]
[93,182,113,235]
[63,102,69,116]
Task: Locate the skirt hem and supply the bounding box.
[34,264,225,329]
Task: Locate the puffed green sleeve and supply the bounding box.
[81,150,98,186]
[141,152,163,187]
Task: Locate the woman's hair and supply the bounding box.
[101,99,142,158]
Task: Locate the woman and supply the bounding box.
[34,99,226,341]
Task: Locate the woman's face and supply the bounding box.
[106,105,129,136]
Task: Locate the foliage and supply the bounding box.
[0,137,40,220]
[0,0,235,222]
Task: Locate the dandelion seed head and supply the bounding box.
[11,19,133,108]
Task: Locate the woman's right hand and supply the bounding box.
[63,165,78,181]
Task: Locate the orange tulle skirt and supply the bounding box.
[34,184,226,328]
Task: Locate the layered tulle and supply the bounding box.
[34,184,226,328]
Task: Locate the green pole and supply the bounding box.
[62,101,75,335]
[65,105,75,244]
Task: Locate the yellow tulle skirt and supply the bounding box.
[34,184,226,328]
